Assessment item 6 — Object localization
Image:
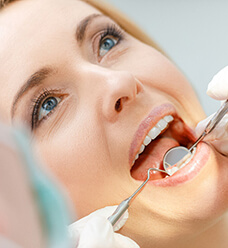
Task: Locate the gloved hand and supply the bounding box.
[68,206,140,248]
[0,122,71,248]
[195,66,228,156]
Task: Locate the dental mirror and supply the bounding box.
[163,99,228,175]
[163,146,192,173]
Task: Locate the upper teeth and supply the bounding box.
[134,115,174,163]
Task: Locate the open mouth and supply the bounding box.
[130,108,196,182]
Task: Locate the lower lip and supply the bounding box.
[147,142,210,186]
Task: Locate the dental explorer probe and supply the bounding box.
[108,167,169,226]
[109,100,228,226]
[163,99,228,172]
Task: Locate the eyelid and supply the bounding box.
[91,24,125,62]
[84,16,123,41]
[33,95,67,130]
[30,88,66,130]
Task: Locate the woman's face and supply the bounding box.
[1,0,228,246]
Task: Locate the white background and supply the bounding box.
[104,0,228,116]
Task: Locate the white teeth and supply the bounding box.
[156,119,168,131]
[148,126,160,139]
[143,135,151,146]
[164,115,174,123]
[134,153,139,161]
[133,115,174,164]
[165,147,196,176]
[139,144,145,154]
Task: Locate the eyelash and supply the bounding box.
[31,88,62,130]
[98,24,124,50]
[30,24,124,130]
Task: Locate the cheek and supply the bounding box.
[130,46,194,96]
[120,44,205,123]
[33,119,115,217]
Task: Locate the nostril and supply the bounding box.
[115,98,122,112]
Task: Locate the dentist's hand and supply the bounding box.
[195,66,228,156]
[68,206,140,248]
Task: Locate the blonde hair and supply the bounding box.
[0,0,164,54]
[82,0,164,54]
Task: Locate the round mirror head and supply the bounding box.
[163,146,191,172]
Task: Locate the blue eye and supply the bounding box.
[99,37,118,57]
[38,96,61,121]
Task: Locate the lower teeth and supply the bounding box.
[179,147,196,169]
[166,147,197,176]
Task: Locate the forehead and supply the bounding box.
[0,0,101,121]
[0,0,101,53]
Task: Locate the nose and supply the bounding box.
[101,70,143,121]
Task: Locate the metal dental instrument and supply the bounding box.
[163,99,228,174]
[108,167,169,226]
[108,100,228,226]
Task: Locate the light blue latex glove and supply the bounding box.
[195,66,228,155]
[68,206,140,248]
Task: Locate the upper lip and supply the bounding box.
[128,103,178,168]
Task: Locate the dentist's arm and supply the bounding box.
[0,123,46,248]
[195,66,228,156]
[0,123,71,248]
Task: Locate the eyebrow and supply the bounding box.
[11,14,103,119]
[76,13,102,44]
[11,67,54,119]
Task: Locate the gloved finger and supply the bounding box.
[68,227,80,247]
[207,66,228,100]
[69,205,128,234]
[195,114,228,141]
[209,139,228,156]
[87,205,129,232]
[195,114,228,156]
[77,216,115,248]
[114,233,140,248]
[77,216,139,248]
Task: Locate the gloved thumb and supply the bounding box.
[69,206,128,234]
[195,114,228,155]
[207,66,228,100]
[68,206,140,248]
[78,216,139,248]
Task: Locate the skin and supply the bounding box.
[0,0,228,247]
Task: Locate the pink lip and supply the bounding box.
[129,103,210,186]
[129,103,178,167]
[148,142,210,186]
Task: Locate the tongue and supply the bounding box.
[131,137,179,181]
